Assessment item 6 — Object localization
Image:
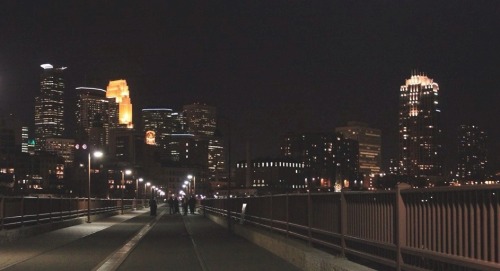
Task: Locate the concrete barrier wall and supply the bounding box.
[0,211,119,245]
[205,212,374,271]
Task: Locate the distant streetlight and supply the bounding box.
[121,169,132,214]
[87,150,103,223]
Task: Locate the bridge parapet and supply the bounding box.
[202,185,500,271]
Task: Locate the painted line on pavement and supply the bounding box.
[93,210,165,271]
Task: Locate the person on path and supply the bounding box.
[173,197,180,214]
[149,198,157,216]
[188,195,196,214]
[182,197,188,216]
[168,197,174,214]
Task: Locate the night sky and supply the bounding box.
[1,1,499,173]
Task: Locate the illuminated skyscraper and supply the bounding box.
[336,121,381,176]
[208,136,226,179]
[106,80,133,128]
[456,125,487,182]
[399,71,442,178]
[34,64,66,151]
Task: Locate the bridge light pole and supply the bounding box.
[87,150,103,223]
[121,169,132,214]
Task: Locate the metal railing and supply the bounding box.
[202,185,500,271]
[0,196,148,230]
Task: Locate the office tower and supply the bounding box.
[336,121,382,176]
[34,64,66,151]
[281,132,359,188]
[75,87,115,146]
[399,71,442,179]
[45,138,75,166]
[183,103,216,137]
[235,159,305,192]
[106,80,133,128]
[208,137,226,179]
[456,125,487,182]
[141,108,175,146]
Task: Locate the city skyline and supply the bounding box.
[1,1,499,172]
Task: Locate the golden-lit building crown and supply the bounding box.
[106,79,133,128]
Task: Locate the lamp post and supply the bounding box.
[136,178,143,199]
[145,182,151,198]
[134,178,143,210]
[184,180,190,195]
[187,174,196,195]
[121,169,132,214]
[87,150,103,223]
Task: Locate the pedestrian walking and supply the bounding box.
[182,197,188,216]
[188,195,196,214]
[173,197,180,214]
[168,197,174,214]
[149,198,157,216]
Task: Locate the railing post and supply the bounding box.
[36,195,40,224]
[308,189,312,246]
[396,183,409,271]
[270,193,273,232]
[227,195,231,232]
[49,196,52,223]
[340,190,347,257]
[60,195,63,221]
[21,195,25,227]
[1,196,4,230]
[286,192,289,238]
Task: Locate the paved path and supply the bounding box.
[0,206,301,271]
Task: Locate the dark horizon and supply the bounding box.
[1,1,499,173]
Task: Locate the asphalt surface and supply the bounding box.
[0,205,302,271]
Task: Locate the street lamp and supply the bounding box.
[187,174,195,195]
[145,182,151,198]
[151,185,156,199]
[136,178,143,199]
[183,180,189,194]
[87,150,103,223]
[121,169,132,214]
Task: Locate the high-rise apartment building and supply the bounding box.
[336,121,381,176]
[34,64,66,151]
[183,103,216,137]
[456,125,487,182]
[399,71,442,178]
[106,80,133,128]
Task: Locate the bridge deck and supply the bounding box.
[0,205,301,271]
